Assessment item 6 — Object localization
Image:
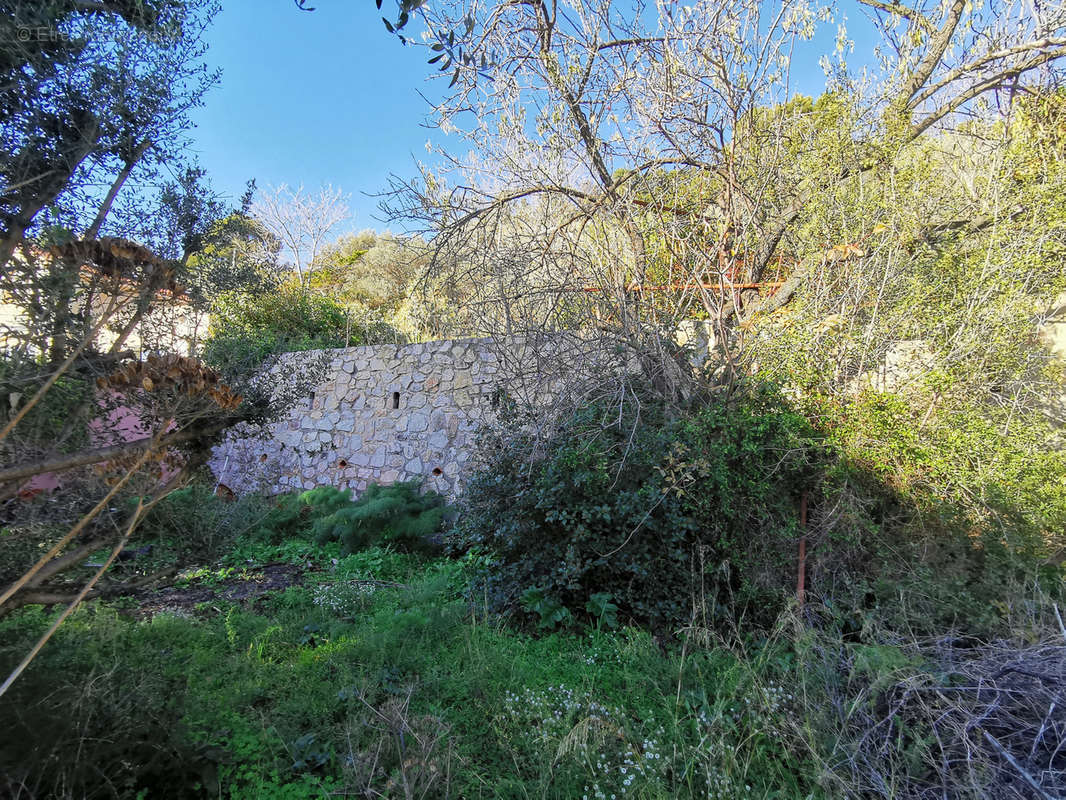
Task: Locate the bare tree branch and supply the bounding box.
[912,47,1066,138]
[903,0,968,103]
[252,183,351,284]
[857,0,934,32]
[0,421,227,485]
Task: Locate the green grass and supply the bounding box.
[4,514,1058,799]
[0,544,828,799]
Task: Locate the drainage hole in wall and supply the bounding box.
[337,459,348,469]
[259,454,268,462]
[431,467,443,476]
[392,391,400,409]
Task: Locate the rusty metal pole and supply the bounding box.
[797,491,808,609]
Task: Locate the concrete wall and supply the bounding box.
[209,337,515,499]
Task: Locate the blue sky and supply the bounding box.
[190,2,871,233]
[190,1,446,231]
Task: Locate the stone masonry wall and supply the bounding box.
[210,337,511,499]
[215,314,1066,500]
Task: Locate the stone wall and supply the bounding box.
[218,307,1066,500]
[210,337,514,499]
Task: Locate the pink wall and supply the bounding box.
[18,393,178,498]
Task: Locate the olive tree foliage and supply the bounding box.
[1,0,224,370]
[187,199,284,302]
[374,0,1066,416]
[0,0,221,270]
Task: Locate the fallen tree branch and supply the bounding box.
[3,566,182,613]
[982,730,1056,800]
[24,536,111,589]
[741,257,821,318]
[0,443,158,610]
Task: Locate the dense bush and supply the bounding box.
[452,386,828,631]
[453,383,1064,635]
[803,390,1066,634]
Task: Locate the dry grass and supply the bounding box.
[344,688,455,799]
[792,624,1066,799]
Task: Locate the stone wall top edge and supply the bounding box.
[274,331,585,361]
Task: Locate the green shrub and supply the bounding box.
[200,484,446,566]
[333,546,418,582]
[453,381,1063,636]
[802,390,1066,634]
[138,485,279,559]
[0,357,92,452]
[452,385,826,632]
[140,485,343,568]
[202,285,350,374]
[308,482,449,555]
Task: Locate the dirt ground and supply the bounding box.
[126,562,307,618]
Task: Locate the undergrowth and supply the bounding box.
[0,543,832,799]
[3,508,1063,799]
[1,380,1063,799]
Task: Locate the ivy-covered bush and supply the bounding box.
[308,482,449,554]
[454,379,1064,636]
[452,386,828,631]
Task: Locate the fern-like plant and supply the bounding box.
[307,482,449,554]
